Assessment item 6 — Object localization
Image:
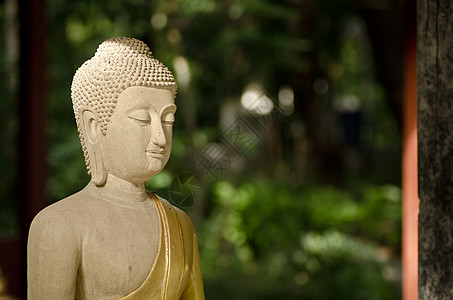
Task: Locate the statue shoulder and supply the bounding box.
[29,188,94,238]
[154,195,196,235]
[28,193,88,262]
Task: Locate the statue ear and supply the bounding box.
[79,107,107,186]
[81,108,101,144]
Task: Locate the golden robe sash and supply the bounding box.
[120,194,204,300]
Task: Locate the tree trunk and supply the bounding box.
[417,0,453,298]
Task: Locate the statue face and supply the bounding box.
[100,86,176,185]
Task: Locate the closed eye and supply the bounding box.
[128,110,151,124]
[128,116,151,124]
[162,113,175,126]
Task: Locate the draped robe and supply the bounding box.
[120,194,204,300]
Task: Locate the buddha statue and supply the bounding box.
[27,37,205,300]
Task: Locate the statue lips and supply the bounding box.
[146,148,166,158]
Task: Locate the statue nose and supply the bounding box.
[150,119,166,147]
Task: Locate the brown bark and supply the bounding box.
[417,0,453,298]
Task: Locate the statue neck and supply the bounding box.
[93,174,148,203]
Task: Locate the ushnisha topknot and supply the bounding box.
[71,37,177,174]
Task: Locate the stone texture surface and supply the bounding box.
[418,0,453,298]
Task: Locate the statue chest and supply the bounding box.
[76,205,160,299]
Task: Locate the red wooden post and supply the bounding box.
[402,2,417,299]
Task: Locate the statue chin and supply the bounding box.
[140,157,170,183]
[99,148,171,186]
[102,168,166,187]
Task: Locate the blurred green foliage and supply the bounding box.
[197,179,401,299]
[0,0,402,298]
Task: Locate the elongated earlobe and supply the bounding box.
[80,107,107,186]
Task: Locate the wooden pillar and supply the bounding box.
[402,12,417,300]
[16,0,47,297]
[417,0,453,298]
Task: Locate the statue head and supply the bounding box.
[71,37,177,186]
